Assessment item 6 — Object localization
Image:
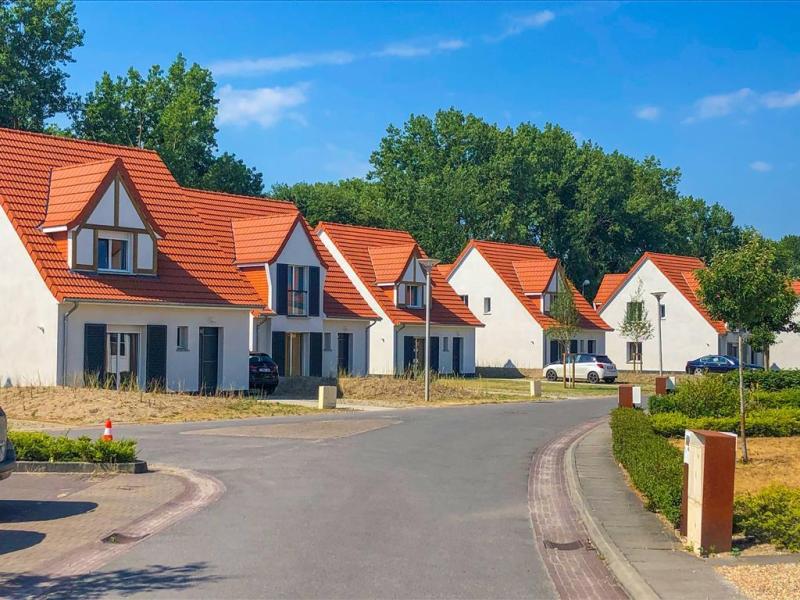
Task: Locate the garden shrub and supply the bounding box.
[734,485,800,552]
[649,375,738,418]
[728,369,800,392]
[610,408,683,525]
[650,409,800,438]
[750,389,800,411]
[8,431,137,463]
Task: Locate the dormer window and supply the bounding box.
[98,235,131,272]
[405,284,423,308]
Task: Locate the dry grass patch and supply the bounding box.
[717,563,800,600]
[670,437,800,495]
[1,386,317,428]
[337,375,494,406]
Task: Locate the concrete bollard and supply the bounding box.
[318,385,337,409]
[618,384,633,408]
[530,379,542,398]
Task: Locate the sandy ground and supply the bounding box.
[1,386,317,428]
[717,564,800,600]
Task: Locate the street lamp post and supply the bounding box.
[651,291,666,375]
[418,258,441,402]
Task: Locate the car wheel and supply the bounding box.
[587,371,600,384]
[545,369,557,381]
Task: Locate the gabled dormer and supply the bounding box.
[368,244,430,309]
[40,158,162,275]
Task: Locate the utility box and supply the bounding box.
[318,385,337,409]
[632,386,642,409]
[530,380,542,398]
[618,385,633,408]
[684,429,737,554]
[656,376,677,395]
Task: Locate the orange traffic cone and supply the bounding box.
[102,418,113,442]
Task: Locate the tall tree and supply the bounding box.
[73,54,264,195]
[545,287,581,389]
[0,0,83,130]
[617,281,654,373]
[271,179,387,228]
[697,233,799,463]
[776,235,800,279]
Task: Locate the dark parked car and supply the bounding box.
[249,353,279,394]
[685,355,761,374]
[0,406,16,481]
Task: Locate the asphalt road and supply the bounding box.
[78,398,614,599]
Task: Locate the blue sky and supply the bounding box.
[68,1,799,239]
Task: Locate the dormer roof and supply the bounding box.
[368,243,418,285]
[512,258,558,294]
[231,213,324,266]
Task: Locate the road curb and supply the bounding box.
[15,459,148,474]
[564,419,659,600]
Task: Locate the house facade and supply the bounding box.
[444,240,610,372]
[317,223,481,375]
[595,252,759,372]
[769,281,800,370]
[0,128,261,391]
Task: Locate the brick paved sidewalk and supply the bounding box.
[529,418,627,599]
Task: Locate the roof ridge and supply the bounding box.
[181,185,293,204]
[51,157,120,171]
[0,127,162,155]
[474,239,546,252]
[317,221,412,235]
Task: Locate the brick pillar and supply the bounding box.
[618,385,633,408]
[655,376,669,395]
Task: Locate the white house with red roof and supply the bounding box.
[0,128,263,391]
[595,252,761,372]
[316,222,482,375]
[770,281,800,370]
[444,240,611,372]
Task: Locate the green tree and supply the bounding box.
[201,153,264,196]
[617,281,655,373]
[545,286,581,389]
[747,326,777,372]
[697,234,799,462]
[270,179,387,228]
[0,0,83,130]
[776,235,800,279]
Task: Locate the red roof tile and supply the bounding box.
[313,236,378,321]
[792,281,800,295]
[232,213,301,265]
[316,222,482,327]
[449,240,611,331]
[597,252,726,334]
[513,258,558,293]
[40,159,117,229]
[435,263,453,278]
[0,127,262,307]
[369,243,417,284]
[594,273,627,306]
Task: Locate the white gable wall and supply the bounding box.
[448,247,544,369]
[117,181,145,229]
[0,209,59,385]
[599,259,720,372]
[86,182,115,226]
[770,304,800,369]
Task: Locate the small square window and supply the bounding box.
[404,285,422,308]
[98,236,130,272]
[483,297,491,314]
[323,332,332,351]
[177,326,189,350]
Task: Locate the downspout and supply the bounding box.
[61,301,79,386]
[395,323,406,375]
[364,319,377,375]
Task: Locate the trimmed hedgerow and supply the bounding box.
[734,485,800,552]
[650,409,800,438]
[750,389,800,411]
[727,369,800,392]
[610,408,683,525]
[8,431,137,463]
[648,375,738,418]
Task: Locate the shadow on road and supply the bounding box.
[0,500,98,523]
[0,562,221,599]
[0,530,47,555]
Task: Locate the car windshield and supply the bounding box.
[250,355,274,365]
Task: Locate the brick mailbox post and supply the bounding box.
[683,429,737,553]
[655,376,676,395]
[618,384,633,408]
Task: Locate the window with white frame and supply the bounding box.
[176,326,189,350]
[323,332,332,351]
[405,284,422,308]
[97,235,131,272]
[287,265,308,316]
[627,342,642,364]
[483,297,491,314]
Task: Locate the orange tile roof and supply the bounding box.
[597,252,726,334]
[369,243,417,284]
[792,281,800,295]
[594,273,627,306]
[232,213,301,265]
[316,222,482,327]
[435,263,453,278]
[0,127,263,307]
[40,159,117,229]
[449,240,611,331]
[513,258,558,293]
[313,236,378,321]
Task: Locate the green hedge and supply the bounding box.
[750,389,800,410]
[648,375,738,417]
[8,431,137,463]
[734,485,800,552]
[727,369,800,391]
[610,408,683,525]
[650,408,800,438]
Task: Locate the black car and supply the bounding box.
[685,354,761,374]
[249,353,279,394]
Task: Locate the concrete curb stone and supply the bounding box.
[15,459,148,474]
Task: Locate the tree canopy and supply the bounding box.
[0,0,83,130]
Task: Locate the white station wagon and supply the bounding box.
[544,353,618,384]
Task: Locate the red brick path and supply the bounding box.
[529,419,627,599]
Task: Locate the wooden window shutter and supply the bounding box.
[272,331,286,376]
[430,336,440,373]
[308,266,320,317]
[146,324,168,391]
[310,332,322,377]
[276,263,288,315]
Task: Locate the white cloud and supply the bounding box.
[684,88,755,123]
[487,10,555,42]
[374,39,467,58]
[635,105,661,121]
[217,84,309,128]
[749,160,773,172]
[761,88,800,109]
[211,52,355,77]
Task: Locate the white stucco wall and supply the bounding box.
[770,304,800,369]
[61,303,251,391]
[599,260,721,372]
[0,209,60,386]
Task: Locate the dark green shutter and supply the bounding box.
[403,336,414,371]
[272,331,286,376]
[83,323,106,383]
[310,332,322,377]
[146,325,168,391]
[430,336,440,373]
[309,266,320,316]
[276,263,288,315]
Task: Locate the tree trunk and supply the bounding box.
[764,346,770,371]
[738,333,749,463]
[571,357,576,389]
[562,349,567,389]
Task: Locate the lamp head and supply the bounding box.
[417,258,441,273]
[651,291,666,302]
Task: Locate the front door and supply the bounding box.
[199,327,219,393]
[337,333,351,375]
[106,332,139,390]
[452,337,462,375]
[549,340,560,364]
